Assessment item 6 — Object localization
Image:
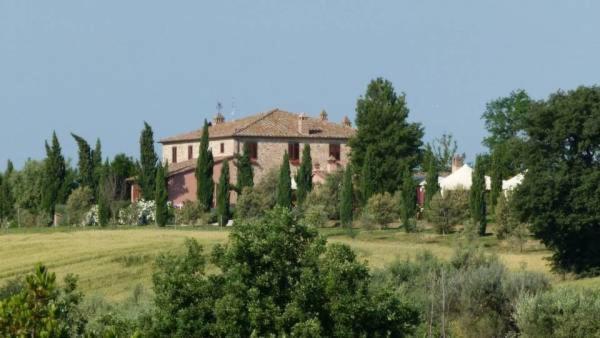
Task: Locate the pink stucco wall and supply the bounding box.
[168,160,238,207]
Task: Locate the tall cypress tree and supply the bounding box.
[401,165,416,232]
[92,139,103,196]
[360,147,377,204]
[196,120,214,211]
[470,155,487,236]
[295,144,312,205]
[41,132,67,219]
[340,166,354,227]
[489,146,506,211]
[97,160,111,226]
[155,162,169,227]
[424,149,439,209]
[216,160,231,226]
[276,152,292,209]
[71,133,95,193]
[139,122,158,201]
[5,160,14,177]
[235,142,254,193]
[0,163,15,221]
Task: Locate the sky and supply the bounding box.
[1,1,599,168]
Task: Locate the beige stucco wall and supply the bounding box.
[162,139,236,164]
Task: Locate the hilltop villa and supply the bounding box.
[157,108,355,207]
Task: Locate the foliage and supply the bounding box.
[305,169,345,220]
[482,89,531,152]
[216,159,231,226]
[513,86,600,274]
[426,190,469,234]
[196,120,214,211]
[66,186,95,226]
[83,205,100,226]
[41,131,67,218]
[71,133,96,195]
[118,200,155,225]
[515,287,600,338]
[302,203,328,228]
[234,187,271,221]
[360,146,377,203]
[139,122,158,201]
[429,133,459,172]
[424,147,439,209]
[0,264,84,337]
[155,163,169,227]
[296,144,313,205]
[235,142,254,192]
[276,151,292,209]
[174,201,205,225]
[111,153,137,200]
[0,173,15,222]
[97,161,112,226]
[495,193,517,240]
[401,165,416,232]
[145,207,420,336]
[363,192,398,228]
[470,155,487,236]
[340,165,353,227]
[350,78,424,196]
[10,159,44,212]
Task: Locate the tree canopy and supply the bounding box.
[349,78,424,195]
[514,86,600,274]
[41,132,67,218]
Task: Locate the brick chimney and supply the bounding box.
[298,113,308,134]
[451,154,465,173]
[213,112,225,124]
[319,109,328,121]
[342,116,351,128]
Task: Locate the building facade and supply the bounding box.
[159,108,355,207]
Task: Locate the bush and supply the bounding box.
[515,288,600,337]
[118,200,155,225]
[66,187,94,226]
[174,201,204,225]
[235,186,272,221]
[253,168,279,209]
[83,205,99,226]
[426,190,469,234]
[302,204,328,228]
[304,169,345,220]
[362,192,398,228]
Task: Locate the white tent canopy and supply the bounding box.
[502,173,524,195]
[437,164,491,193]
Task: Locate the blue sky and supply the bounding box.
[1,1,599,168]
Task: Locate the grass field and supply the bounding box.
[1,225,598,302]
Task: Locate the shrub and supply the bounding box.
[66,187,94,225]
[495,193,517,239]
[83,205,99,226]
[117,200,155,225]
[235,187,271,220]
[515,288,600,337]
[253,168,279,209]
[304,169,345,220]
[426,190,469,234]
[174,201,204,225]
[302,204,328,228]
[362,192,398,228]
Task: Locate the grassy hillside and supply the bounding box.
[0,226,597,302]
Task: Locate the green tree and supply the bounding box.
[360,146,377,204]
[426,190,470,234]
[0,175,15,222]
[92,138,103,195]
[139,122,158,201]
[41,132,67,219]
[5,160,14,177]
[424,148,439,209]
[111,153,136,200]
[10,160,44,213]
[276,151,292,209]
[340,166,353,227]
[155,163,169,227]
[196,120,214,211]
[470,155,487,236]
[216,160,231,226]
[235,142,254,193]
[71,133,95,193]
[349,78,424,195]
[482,89,531,151]
[513,86,600,274]
[0,264,84,337]
[97,161,111,226]
[429,133,459,172]
[401,165,416,232]
[295,144,313,205]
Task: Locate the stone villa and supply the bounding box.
[158,108,355,206]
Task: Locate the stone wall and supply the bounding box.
[162,139,236,164]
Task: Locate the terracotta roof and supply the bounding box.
[159,108,355,143]
[167,155,233,176]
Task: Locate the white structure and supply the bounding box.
[437,164,491,194]
[502,173,524,196]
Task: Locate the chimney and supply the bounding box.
[451,154,465,173]
[298,113,308,134]
[319,109,328,121]
[213,112,225,124]
[342,116,351,128]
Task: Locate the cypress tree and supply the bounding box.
[360,147,377,204]
[139,122,158,201]
[97,159,111,226]
[72,134,95,192]
[216,160,231,226]
[41,132,67,219]
[489,148,504,211]
[424,149,439,209]
[0,165,15,222]
[196,120,214,211]
[276,151,292,209]
[155,162,169,227]
[92,139,103,196]
[295,144,312,205]
[5,160,14,177]
[235,142,254,193]
[340,166,354,227]
[401,165,416,232]
[470,155,487,236]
